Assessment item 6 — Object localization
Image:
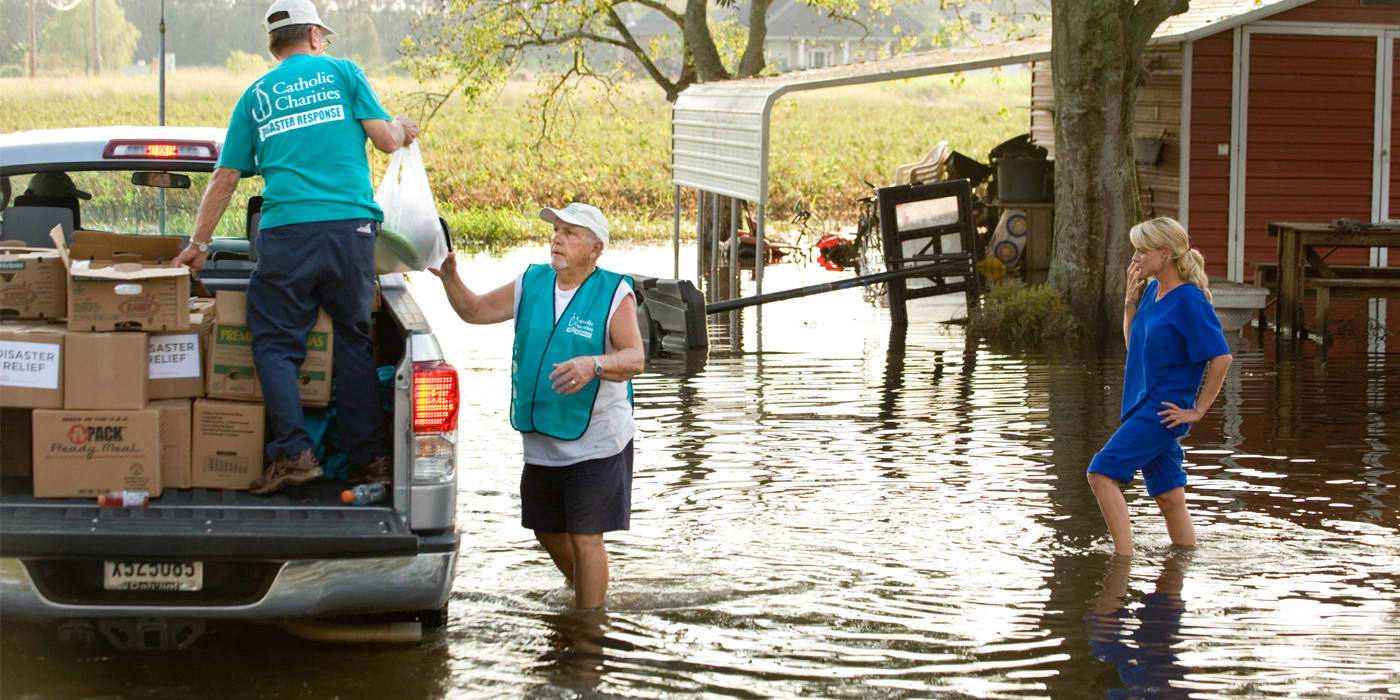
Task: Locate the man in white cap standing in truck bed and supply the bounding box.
[175,0,418,495]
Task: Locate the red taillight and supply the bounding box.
[412,360,459,433]
[146,143,179,158]
[103,139,218,160]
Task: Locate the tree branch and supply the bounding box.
[621,0,684,26]
[737,0,772,77]
[684,0,731,81]
[607,6,682,100]
[1126,0,1189,54]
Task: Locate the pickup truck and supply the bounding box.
[0,127,462,650]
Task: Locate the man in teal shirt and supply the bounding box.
[176,0,417,495]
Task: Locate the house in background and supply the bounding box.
[761,0,923,71]
[624,0,922,72]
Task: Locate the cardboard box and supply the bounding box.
[32,408,162,498]
[206,290,332,406]
[191,399,264,490]
[150,399,192,489]
[1,407,33,477]
[147,310,212,400]
[65,331,148,410]
[54,229,191,332]
[0,321,65,408]
[0,245,66,320]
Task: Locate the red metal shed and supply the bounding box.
[1031,0,1400,283]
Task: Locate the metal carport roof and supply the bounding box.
[670,36,1053,206]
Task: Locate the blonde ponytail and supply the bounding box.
[1176,248,1211,302]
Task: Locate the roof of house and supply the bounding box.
[1152,0,1313,43]
[762,0,923,41]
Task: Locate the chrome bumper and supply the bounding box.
[0,552,456,620]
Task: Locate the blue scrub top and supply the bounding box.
[219,54,391,229]
[1121,280,1231,422]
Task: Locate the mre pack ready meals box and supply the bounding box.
[0,321,65,409]
[53,229,191,332]
[206,290,332,406]
[0,243,65,320]
[31,407,162,498]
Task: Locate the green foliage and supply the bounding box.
[967,281,1083,350]
[0,64,20,78]
[224,50,268,75]
[441,205,533,249]
[40,0,140,73]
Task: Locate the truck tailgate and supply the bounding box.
[0,481,419,560]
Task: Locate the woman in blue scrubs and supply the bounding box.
[1088,217,1233,556]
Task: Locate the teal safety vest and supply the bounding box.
[510,264,633,440]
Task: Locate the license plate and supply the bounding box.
[103,561,203,592]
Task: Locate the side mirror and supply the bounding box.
[131,171,192,189]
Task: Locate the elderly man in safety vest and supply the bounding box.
[431,202,644,610]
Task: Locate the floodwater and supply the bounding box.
[4,245,1399,698]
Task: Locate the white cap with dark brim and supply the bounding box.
[266,0,335,34]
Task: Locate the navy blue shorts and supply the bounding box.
[520,441,633,535]
[1088,406,1189,497]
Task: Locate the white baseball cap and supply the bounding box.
[540,202,610,247]
[265,0,335,34]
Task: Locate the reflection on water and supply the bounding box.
[1087,552,1191,698]
[3,245,1399,698]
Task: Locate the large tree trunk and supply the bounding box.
[685,0,731,81]
[1048,0,1188,337]
[737,0,773,78]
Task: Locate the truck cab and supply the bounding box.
[0,126,462,649]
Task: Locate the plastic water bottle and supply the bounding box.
[97,490,149,507]
[341,482,386,505]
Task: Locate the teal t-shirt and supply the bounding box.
[219,53,391,229]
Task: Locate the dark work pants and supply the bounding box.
[247,218,387,467]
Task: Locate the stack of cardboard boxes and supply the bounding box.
[0,229,333,499]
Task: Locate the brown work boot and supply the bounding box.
[249,449,323,496]
[348,456,392,486]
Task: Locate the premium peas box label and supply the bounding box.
[205,291,332,405]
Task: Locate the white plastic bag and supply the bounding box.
[374,142,449,274]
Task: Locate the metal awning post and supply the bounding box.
[729,200,740,304]
[755,203,766,295]
[694,188,704,300]
[710,193,721,299]
[672,185,680,278]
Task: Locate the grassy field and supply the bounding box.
[1,67,1030,248]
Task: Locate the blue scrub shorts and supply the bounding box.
[520,440,633,535]
[1088,405,1189,497]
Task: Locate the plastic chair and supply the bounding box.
[894,142,951,185]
